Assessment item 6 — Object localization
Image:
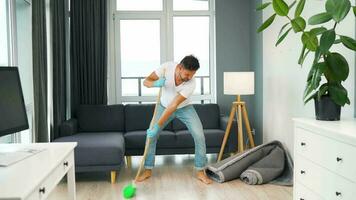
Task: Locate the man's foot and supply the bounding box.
[135,169,152,182]
[196,170,213,184]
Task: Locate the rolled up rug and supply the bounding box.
[240,146,285,185]
[205,140,293,186]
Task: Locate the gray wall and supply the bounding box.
[249,0,263,145]
[216,0,251,114]
[216,0,263,145]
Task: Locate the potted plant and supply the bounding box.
[256,0,356,120]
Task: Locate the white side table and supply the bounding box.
[0,142,77,200]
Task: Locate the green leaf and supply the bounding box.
[334,39,341,44]
[353,6,356,16]
[320,30,336,53]
[278,22,290,37]
[291,17,306,33]
[318,83,329,100]
[325,0,351,23]
[311,69,322,89]
[256,2,272,11]
[325,52,349,81]
[313,47,322,65]
[304,91,317,104]
[340,35,356,51]
[301,50,310,66]
[324,62,338,82]
[308,13,333,25]
[310,27,327,36]
[273,0,289,16]
[295,0,306,17]
[310,62,326,90]
[276,27,292,46]
[329,83,350,106]
[316,62,327,73]
[306,63,316,82]
[304,61,326,103]
[298,45,307,65]
[302,32,318,51]
[289,0,297,9]
[257,14,277,33]
[303,81,315,100]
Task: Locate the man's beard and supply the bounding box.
[179,72,189,82]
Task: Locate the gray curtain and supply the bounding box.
[32,0,48,142]
[51,0,68,140]
[70,0,108,115]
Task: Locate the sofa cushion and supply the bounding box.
[76,104,125,132]
[175,129,225,148]
[172,104,221,131]
[54,132,125,166]
[124,104,172,132]
[124,130,175,149]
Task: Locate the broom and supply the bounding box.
[122,69,165,199]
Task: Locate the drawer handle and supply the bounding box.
[336,157,343,162]
[63,161,69,167]
[336,191,342,196]
[300,198,305,200]
[39,187,46,194]
[300,142,306,146]
[300,170,306,174]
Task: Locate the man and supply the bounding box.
[137,55,213,184]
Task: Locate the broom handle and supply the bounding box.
[135,69,165,182]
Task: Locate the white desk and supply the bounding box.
[0,142,77,200]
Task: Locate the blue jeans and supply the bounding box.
[144,104,207,170]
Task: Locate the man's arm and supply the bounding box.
[143,72,159,88]
[146,93,186,138]
[156,94,186,127]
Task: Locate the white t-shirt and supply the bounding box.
[154,61,196,109]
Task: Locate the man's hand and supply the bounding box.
[147,124,161,138]
[152,77,166,87]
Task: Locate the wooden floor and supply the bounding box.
[48,154,293,200]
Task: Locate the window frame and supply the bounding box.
[0,0,34,144]
[109,0,216,104]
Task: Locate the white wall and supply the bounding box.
[262,0,355,154]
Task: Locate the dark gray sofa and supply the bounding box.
[54,103,237,182]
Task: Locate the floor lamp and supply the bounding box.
[217,72,256,161]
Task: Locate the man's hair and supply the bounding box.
[180,55,200,71]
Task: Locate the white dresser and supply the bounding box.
[293,118,356,200]
[0,142,77,200]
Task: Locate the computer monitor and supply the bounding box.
[0,67,29,137]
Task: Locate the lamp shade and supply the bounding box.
[224,72,254,95]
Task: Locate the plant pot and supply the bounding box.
[314,95,341,121]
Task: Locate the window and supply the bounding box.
[119,20,160,78]
[173,0,209,11]
[117,0,162,11]
[16,0,33,144]
[0,0,33,144]
[0,1,12,144]
[173,17,210,77]
[113,0,215,104]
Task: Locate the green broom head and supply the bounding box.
[122,182,136,199]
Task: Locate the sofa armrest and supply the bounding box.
[59,118,78,137]
[220,116,238,153]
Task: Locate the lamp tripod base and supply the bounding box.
[217,95,255,161]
